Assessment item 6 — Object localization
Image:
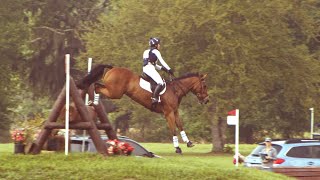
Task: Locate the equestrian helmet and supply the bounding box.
[149,37,160,47]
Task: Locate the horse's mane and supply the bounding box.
[172,73,200,81]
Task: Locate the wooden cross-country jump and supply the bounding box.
[28,56,117,156]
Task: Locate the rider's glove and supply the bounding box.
[161,67,169,73]
[168,69,174,76]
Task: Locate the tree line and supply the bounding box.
[1,0,320,152]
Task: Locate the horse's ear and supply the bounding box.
[201,74,207,80]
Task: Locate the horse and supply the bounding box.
[58,102,97,124]
[76,64,209,153]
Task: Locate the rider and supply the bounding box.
[143,37,174,108]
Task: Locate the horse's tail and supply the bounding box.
[76,64,113,89]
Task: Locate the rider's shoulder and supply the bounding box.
[152,49,161,54]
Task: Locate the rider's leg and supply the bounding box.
[152,84,163,103]
[143,64,164,85]
[143,65,164,107]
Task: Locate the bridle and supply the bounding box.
[171,75,206,99]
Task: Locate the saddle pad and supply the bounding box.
[139,78,166,95]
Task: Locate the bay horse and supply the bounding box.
[77,64,209,153]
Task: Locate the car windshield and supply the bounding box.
[251,144,282,157]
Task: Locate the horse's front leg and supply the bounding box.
[175,111,194,148]
[94,83,123,99]
[165,111,182,154]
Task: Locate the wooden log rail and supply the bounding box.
[45,122,112,130]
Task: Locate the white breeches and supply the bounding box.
[143,64,164,85]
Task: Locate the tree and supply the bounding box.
[80,0,320,152]
[22,0,109,96]
[0,0,30,142]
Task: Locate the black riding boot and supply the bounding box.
[151,84,163,109]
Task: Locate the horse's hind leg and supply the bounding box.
[175,111,194,148]
[165,111,182,154]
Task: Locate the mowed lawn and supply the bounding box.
[0,143,292,180]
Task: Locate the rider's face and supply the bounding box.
[156,44,160,49]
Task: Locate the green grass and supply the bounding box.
[142,143,256,157]
[0,143,292,180]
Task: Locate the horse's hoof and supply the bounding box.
[175,147,182,154]
[187,141,194,148]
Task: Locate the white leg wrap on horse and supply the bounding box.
[93,92,100,105]
[173,136,179,148]
[180,131,189,142]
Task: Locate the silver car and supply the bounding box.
[244,139,320,168]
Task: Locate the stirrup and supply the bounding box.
[151,97,159,103]
[151,98,158,109]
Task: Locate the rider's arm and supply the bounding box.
[153,49,171,71]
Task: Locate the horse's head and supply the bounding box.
[191,74,209,104]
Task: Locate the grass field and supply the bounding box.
[0,143,293,180]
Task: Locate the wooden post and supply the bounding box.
[88,85,118,140]
[69,78,108,155]
[65,54,70,155]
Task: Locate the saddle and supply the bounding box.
[139,73,166,95]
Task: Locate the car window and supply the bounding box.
[286,145,320,158]
[311,145,320,158]
[286,146,311,158]
[251,144,282,156]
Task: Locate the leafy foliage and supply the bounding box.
[2,0,320,147]
[81,0,320,145]
[0,0,109,142]
[23,0,109,96]
[0,0,30,142]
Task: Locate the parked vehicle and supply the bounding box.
[244,139,320,168]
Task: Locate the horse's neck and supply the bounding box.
[173,78,196,97]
